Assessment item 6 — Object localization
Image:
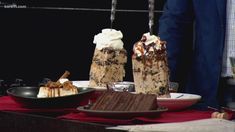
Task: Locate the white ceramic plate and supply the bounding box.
[72,80,106,90]
[158,93,201,111]
[73,81,201,111]
[72,80,135,91]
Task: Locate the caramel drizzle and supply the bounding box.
[47,88,61,97]
[133,37,168,80]
[134,38,167,67]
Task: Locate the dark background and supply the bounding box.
[0,0,166,86]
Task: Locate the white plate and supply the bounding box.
[72,80,106,90]
[158,93,201,111]
[72,80,135,91]
[73,81,201,111]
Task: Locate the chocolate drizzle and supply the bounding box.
[133,38,167,67]
[101,47,127,55]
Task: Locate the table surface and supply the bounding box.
[0,111,126,132]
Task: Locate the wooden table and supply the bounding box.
[0,111,126,132]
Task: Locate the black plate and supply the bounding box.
[7,86,95,108]
[77,106,168,118]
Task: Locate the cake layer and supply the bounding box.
[133,58,170,97]
[37,87,78,98]
[89,47,127,87]
[92,48,127,65]
[89,63,125,87]
[90,91,158,111]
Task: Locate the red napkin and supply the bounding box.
[58,109,234,125]
[0,96,79,113]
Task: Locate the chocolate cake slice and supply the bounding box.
[90,91,158,111]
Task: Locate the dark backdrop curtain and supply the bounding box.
[0,0,166,86]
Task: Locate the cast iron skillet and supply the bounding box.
[7,86,95,108]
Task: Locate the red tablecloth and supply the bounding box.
[58,109,234,125]
[0,94,234,125]
[0,96,79,113]
[0,91,102,113]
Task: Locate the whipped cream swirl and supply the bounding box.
[133,32,166,57]
[93,28,124,50]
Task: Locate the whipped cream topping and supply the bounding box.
[142,32,159,45]
[133,32,166,57]
[93,28,124,50]
[59,78,69,84]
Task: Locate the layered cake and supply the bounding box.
[37,79,78,98]
[89,29,127,87]
[132,33,170,97]
[90,91,157,111]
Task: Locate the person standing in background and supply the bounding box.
[158,0,235,108]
